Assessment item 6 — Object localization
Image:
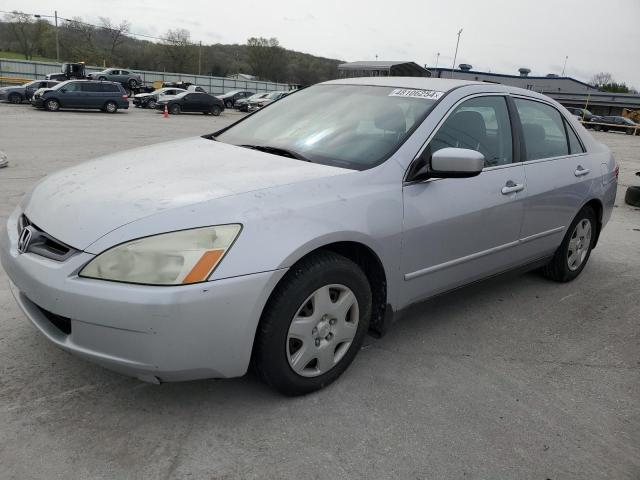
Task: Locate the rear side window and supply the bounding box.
[101,83,119,92]
[430,96,513,167]
[81,83,102,92]
[564,120,585,154]
[514,99,569,160]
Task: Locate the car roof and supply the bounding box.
[322,76,481,91]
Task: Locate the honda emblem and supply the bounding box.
[17,226,33,254]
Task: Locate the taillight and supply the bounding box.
[122,95,128,99]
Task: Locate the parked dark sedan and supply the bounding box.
[593,116,639,135]
[0,80,59,103]
[31,80,129,113]
[235,92,269,112]
[155,91,224,115]
[216,90,254,109]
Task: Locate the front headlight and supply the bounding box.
[79,224,241,285]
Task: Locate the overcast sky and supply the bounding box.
[8,0,640,87]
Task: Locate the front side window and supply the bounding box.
[514,99,569,160]
[429,96,513,167]
[64,82,80,92]
[215,84,439,170]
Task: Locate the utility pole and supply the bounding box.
[198,41,202,76]
[435,52,440,69]
[54,10,59,63]
[561,55,568,76]
[451,29,463,78]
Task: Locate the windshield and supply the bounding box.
[266,91,284,99]
[215,84,439,170]
[248,93,268,100]
[174,92,189,99]
[51,81,70,90]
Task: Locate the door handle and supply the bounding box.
[501,180,524,195]
[574,165,590,177]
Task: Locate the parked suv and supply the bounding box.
[0,80,59,103]
[87,68,143,89]
[593,116,638,135]
[31,80,129,113]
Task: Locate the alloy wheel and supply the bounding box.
[567,218,592,271]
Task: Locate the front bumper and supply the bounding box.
[1,209,286,382]
[31,96,45,107]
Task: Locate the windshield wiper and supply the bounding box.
[239,144,312,163]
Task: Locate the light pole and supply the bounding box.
[561,55,568,76]
[435,52,440,69]
[33,11,60,62]
[451,29,463,78]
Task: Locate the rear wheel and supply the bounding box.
[253,251,371,396]
[540,206,596,282]
[45,99,60,111]
[103,101,118,113]
[169,104,181,115]
[8,92,22,104]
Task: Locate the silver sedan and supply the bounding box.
[0,77,617,395]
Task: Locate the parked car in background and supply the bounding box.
[0,80,59,104]
[133,87,186,109]
[593,116,639,134]
[247,91,290,111]
[87,68,143,89]
[236,92,268,112]
[2,78,617,396]
[157,85,206,105]
[566,107,599,128]
[31,80,129,113]
[216,90,254,109]
[155,91,224,115]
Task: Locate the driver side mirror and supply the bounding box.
[430,147,484,178]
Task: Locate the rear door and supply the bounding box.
[401,95,527,305]
[512,97,595,261]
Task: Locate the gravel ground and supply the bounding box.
[0,103,639,480]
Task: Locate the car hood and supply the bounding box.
[134,93,152,98]
[23,137,350,250]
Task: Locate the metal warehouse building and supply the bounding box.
[429,65,640,116]
[338,61,430,78]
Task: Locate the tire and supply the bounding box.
[98,76,107,81]
[8,92,22,104]
[44,98,60,112]
[540,206,597,282]
[625,186,640,207]
[169,104,181,115]
[225,100,232,109]
[626,128,633,135]
[103,101,118,113]
[211,105,222,116]
[253,251,372,396]
[594,125,602,132]
[147,99,156,109]
[128,79,138,89]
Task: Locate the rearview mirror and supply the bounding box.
[430,148,484,178]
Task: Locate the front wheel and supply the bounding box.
[211,105,222,116]
[147,99,156,109]
[128,79,138,89]
[540,206,596,282]
[169,104,181,115]
[225,100,232,108]
[45,99,60,111]
[253,251,371,396]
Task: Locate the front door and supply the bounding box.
[401,95,526,306]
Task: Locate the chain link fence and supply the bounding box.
[0,58,292,94]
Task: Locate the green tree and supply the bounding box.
[246,37,287,82]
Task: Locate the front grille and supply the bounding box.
[17,215,78,261]
[35,304,72,335]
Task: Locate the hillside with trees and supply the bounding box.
[0,12,342,85]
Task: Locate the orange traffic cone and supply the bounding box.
[163,104,168,118]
